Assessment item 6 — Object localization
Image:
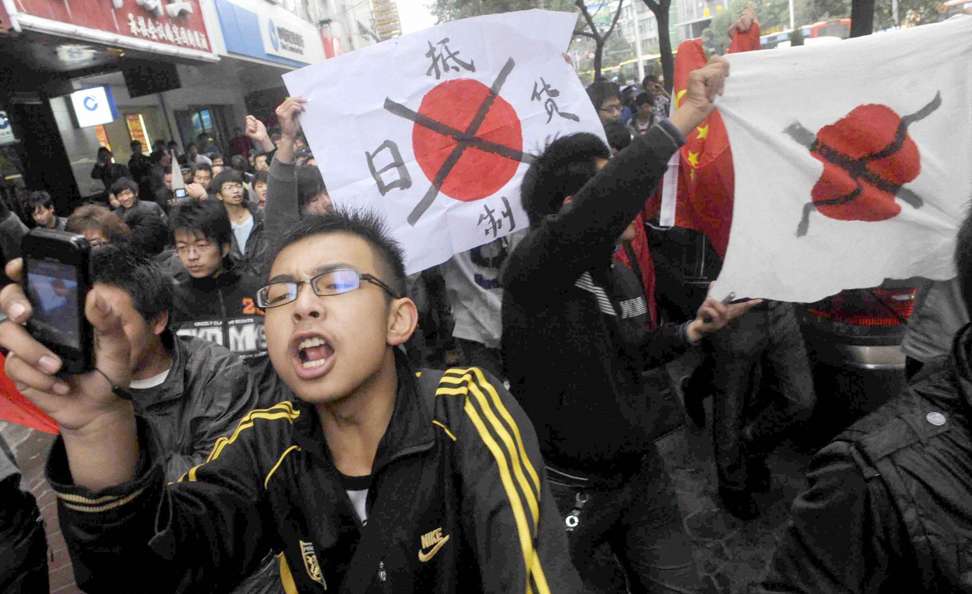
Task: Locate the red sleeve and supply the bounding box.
[729,22,761,53]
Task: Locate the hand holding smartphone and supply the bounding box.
[22,229,93,374]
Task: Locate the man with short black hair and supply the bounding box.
[587,80,623,125]
[758,210,972,591]
[25,190,65,230]
[503,58,752,592]
[211,153,225,177]
[89,244,267,479]
[212,169,267,276]
[128,140,151,183]
[296,166,332,215]
[186,163,213,201]
[110,177,167,224]
[125,209,170,258]
[168,200,267,362]
[0,209,581,593]
[252,171,269,210]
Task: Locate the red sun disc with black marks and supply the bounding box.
[412,79,523,202]
[810,104,920,222]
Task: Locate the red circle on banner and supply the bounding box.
[412,79,523,202]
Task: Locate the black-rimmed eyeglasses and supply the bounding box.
[256,267,400,308]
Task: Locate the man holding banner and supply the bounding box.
[502,57,759,591]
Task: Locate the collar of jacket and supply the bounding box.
[290,349,435,473]
[187,266,242,292]
[129,330,184,407]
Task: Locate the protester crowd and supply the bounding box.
[0,12,971,594]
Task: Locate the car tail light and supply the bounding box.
[806,287,918,327]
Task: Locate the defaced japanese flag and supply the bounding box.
[709,16,972,303]
[283,10,604,273]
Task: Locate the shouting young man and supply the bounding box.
[0,210,580,593]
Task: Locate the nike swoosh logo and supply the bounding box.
[417,534,450,562]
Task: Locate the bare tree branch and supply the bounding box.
[575,0,602,43]
[603,0,626,40]
[573,29,597,38]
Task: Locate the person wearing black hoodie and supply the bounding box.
[168,200,266,363]
[501,58,756,592]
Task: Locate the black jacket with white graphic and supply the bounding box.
[501,121,692,485]
[169,267,267,363]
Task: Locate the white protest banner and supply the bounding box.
[710,16,972,303]
[282,10,604,273]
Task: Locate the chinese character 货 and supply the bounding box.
[365,140,413,196]
[477,196,516,238]
[425,37,476,80]
[531,77,579,124]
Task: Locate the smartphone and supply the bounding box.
[174,188,187,200]
[22,229,93,374]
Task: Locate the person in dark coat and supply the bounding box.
[760,206,972,592]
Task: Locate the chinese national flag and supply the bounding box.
[647,24,760,258]
[0,354,58,434]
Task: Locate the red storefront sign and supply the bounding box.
[12,0,213,54]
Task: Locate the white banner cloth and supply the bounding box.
[283,10,604,273]
[710,16,972,302]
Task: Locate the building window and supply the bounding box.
[125,114,152,151]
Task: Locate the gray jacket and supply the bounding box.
[129,331,273,481]
[902,278,969,363]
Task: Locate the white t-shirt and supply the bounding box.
[340,472,371,525]
[129,367,171,390]
[231,213,255,252]
[441,231,525,349]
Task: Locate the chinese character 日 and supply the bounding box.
[425,38,476,80]
[365,140,413,196]
[477,196,516,238]
[531,77,579,124]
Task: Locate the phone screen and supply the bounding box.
[26,259,81,350]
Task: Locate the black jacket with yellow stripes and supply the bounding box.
[45,354,582,593]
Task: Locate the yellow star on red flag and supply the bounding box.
[696,124,709,140]
[687,151,700,168]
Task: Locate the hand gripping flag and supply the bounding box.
[709,16,972,303]
[283,10,604,274]
[649,24,761,258]
[0,354,58,434]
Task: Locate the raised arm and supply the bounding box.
[263,98,306,247]
[502,58,728,294]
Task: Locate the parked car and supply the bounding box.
[649,226,920,443]
[796,281,923,444]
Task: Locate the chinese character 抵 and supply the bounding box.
[365,140,412,196]
[425,38,476,80]
[478,196,516,238]
[531,77,579,124]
